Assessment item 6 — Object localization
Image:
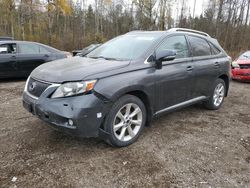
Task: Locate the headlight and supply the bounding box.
[51,80,97,98]
[231,61,240,68]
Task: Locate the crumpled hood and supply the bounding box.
[31,57,130,83]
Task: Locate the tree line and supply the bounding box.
[0,0,250,58]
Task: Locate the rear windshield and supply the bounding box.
[239,51,250,60]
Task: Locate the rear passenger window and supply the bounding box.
[157,35,189,59]
[188,36,211,57]
[19,43,40,54]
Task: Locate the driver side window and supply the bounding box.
[157,35,189,59]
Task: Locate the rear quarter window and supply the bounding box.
[188,35,211,57]
[209,42,221,55]
[39,46,51,54]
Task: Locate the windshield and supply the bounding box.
[86,34,161,61]
[239,51,250,60]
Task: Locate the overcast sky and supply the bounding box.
[186,0,206,16]
[172,0,207,18]
[82,0,207,18]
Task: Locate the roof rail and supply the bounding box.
[167,28,210,37]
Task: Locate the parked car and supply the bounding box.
[231,51,250,81]
[23,28,231,147]
[72,44,101,56]
[62,51,73,58]
[0,36,14,41]
[0,40,68,78]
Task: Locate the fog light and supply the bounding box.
[68,119,74,126]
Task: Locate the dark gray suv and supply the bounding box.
[23,28,231,147]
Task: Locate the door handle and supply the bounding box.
[44,54,49,58]
[11,55,16,59]
[214,62,220,67]
[186,66,194,71]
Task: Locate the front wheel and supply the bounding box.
[103,95,146,147]
[204,78,226,110]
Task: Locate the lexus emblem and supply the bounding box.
[29,82,37,91]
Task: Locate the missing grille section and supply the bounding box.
[27,78,51,98]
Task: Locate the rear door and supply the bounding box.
[0,43,17,78]
[16,42,49,76]
[154,34,195,111]
[187,35,220,97]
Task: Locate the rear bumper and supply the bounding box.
[231,69,250,81]
[23,90,111,138]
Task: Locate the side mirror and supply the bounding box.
[155,50,176,69]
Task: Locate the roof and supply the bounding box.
[0,40,61,52]
[0,40,37,44]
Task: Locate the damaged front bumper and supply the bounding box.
[22,87,111,138]
[232,68,250,81]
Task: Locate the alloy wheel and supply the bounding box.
[213,83,225,107]
[113,103,143,142]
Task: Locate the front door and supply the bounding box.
[154,35,195,112]
[0,43,17,78]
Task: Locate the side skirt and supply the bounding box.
[154,96,207,117]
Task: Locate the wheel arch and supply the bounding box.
[126,90,153,126]
[110,87,153,126]
[218,74,230,97]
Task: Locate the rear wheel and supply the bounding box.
[204,78,226,110]
[103,95,146,147]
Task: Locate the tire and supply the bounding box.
[103,94,146,147]
[203,78,226,110]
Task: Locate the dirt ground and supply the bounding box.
[0,79,249,188]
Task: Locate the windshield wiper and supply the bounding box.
[88,56,123,61]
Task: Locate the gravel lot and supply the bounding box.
[0,79,249,187]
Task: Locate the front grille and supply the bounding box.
[27,77,51,98]
[239,64,250,69]
[238,73,250,76]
